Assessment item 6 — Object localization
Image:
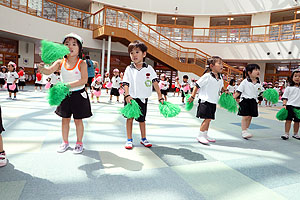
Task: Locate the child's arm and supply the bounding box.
[153,81,164,104]
[68,61,88,88]
[38,60,61,75]
[233,91,241,103]
[282,99,287,109]
[123,85,133,104]
[187,86,198,103]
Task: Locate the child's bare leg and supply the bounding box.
[74,119,84,143]
[200,119,211,132]
[139,122,146,139]
[126,118,134,139]
[285,120,292,135]
[62,118,71,142]
[293,122,299,135]
[241,116,251,131]
[0,135,3,152]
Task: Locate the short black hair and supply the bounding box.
[128,40,148,53]
[289,70,300,86]
[85,55,90,60]
[183,75,189,79]
[229,79,235,86]
[243,64,260,79]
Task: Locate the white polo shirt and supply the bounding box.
[180,81,189,91]
[282,86,300,107]
[227,85,235,93]
[6,71,19,83]
[123,62,158,99]
[0,72,6,79]
[237,78,263,100]
[159,80,169,90]
[91,80,102,89]
[196,72,224,104]
[111,76,121,89]
[49,73,59,85]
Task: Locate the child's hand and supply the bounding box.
[38,62,45,73]
[187,96,195,103]
[125,95,133,104]
[159,97,164,104]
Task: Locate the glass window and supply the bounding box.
[210,16,251,27]
[176,16,194,26]
[230,16,251,26]
[210,17,229,27]
[271,9,295,23]
[157,15,175,25]
[157,15,194,26]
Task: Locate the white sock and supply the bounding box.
[198,131,206,137]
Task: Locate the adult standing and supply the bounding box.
[85,55,95,91]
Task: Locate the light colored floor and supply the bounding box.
[0,86,299,200]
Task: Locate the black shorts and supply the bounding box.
[124,98,148,122]
[35,83,42,87]
[18,81,26,86]
[286,105,300,122]
[161,89,168,96]
[0,78,5,85]
[55,88,92,119]
[196,100,217,120]
[110,88,120,96]
[181,90,189,98]
[238,98,258,117]
[0,106,5,134]
[7,83,18,93]
[86,77,93,88]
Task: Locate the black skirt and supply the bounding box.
[238,98,258,117]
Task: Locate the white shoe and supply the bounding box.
[57,142,70,153]
[92,100,95,103]
[204,134,216,142]
[196,136,209,145]
[108,100,112,103]
[140,139,152,147]
[73,144,83,154]
[125,141,133,149]
[242,131,253,139]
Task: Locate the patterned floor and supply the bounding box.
[0,86,299,200]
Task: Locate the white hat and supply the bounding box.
[113,68,119,73]
[63,33,83,45]
[8,61,16,68]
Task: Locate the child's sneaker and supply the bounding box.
[97,100,100,103]
[125,141,133,149]
[140,139,152,148]
[0,151,7,167]
[73,143,83,154]
[13,97,17,100]
[196,136,209,145]
[57,142,70,153]
[6,97,11,100]
[292,134,300,140]
[242,131,253,139]
[205,135,216,143]
[281,134,289,140]
[92,100,95,103]
[108,100,112,103]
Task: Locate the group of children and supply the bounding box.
[0,33,299,168]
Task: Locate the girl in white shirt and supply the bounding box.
[226,79,236,94]
[188,56,224,145]
[281,68,300,140]
[109,68,121,103]
[104,72,111,94]
[234,64,263,139]
[0,66,7,89]
[6,61,19,100]
[18,67,26,91]
[159,73,169,101]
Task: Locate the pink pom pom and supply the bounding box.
[119,88,124,95]
[4,83,7,89]
[93,90,101,97]
[183,85,190,92]
[9,84,16,90]
[106,82,112,89]
[45,82,51,89]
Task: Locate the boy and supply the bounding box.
[181,75,190,105]
[123,40,164,149]
[0,106,6,167]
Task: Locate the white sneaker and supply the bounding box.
[0,152,7,167]
[140,139,152,147]
[204,134,216,142]
[125,141,133,149]
[108,100,112,103]
[92,100,95,103]
[196,136,209,145]
[242,131,253,139]
[73,144,83,154]
[57,142,70,153]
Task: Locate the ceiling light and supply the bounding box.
[227,17,234,20]
[172,17,178,20]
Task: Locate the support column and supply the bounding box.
[101,38,105,76]
[106,36,112,74]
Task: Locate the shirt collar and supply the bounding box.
[247,77,260,84]
[130,62,148,69]
[210,72,222,80]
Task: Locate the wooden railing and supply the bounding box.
[149,21,300,43]
[0,1,243,79]
[0,0,92,29]
[92,7,243,79]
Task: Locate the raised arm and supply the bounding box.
[38,60,61,75]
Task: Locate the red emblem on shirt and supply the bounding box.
[146,73,150,79]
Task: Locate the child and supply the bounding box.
[265,82,273,107]
[190,78,196,93]
[0,66,7,90]
[280,68,300,140]
[0,106,6,167]
[227,79,236,94]
[38,33,92,154]
[91,77,102,103]
[35,70,43,92]
[49,71,60,88]
[18,67,26,91]
[188,56,224,145]
[180,75,190,105]
[234,64,263,139]
[109,68,121,103]
[6,61,19,100]
[159,73,168,101]
[123,40,163,149]
[173,76,180,96]
[104,72,110,94]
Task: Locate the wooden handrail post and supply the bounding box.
[148,28,150,42]
[116,10,118,27]
[26,0,28,13]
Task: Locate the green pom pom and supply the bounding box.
[41,40,70,64]
[276,108,288,121]
[263,88,279,104]
[185,94,194,111]
[218,93,238,113]
[120,100,143,119]
[159,101,181,118]
[47,82,71,106]
[293,108,300,119]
